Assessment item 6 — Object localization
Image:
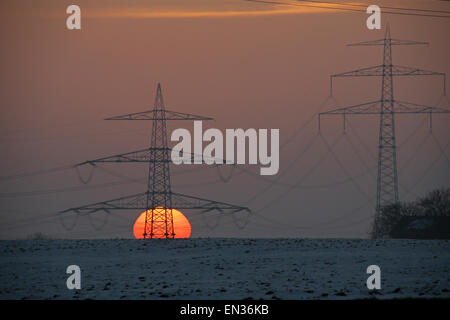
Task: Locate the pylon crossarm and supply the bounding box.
[332,65,384,78]
[171,192,250,213]
[348,39,428,47]
[105,109,213,121]
[164,110,213,121]
[60,192,148,213]
[332,65,443,78]
[391,65,444,77]
[331,66,445,95]
[319,100,450,116]
[77,147,231,165]
[393,100,450,114]
[389,39,428,46]
[320,100,381,115]
[77,148,168,165]
[61,191,250,214]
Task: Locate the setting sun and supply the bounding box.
[133,208,192,239]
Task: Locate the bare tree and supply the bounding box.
[370,187,450,238]
[418,188,450,216]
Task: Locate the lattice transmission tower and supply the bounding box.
[62,83,249,239]
[318,25,449,220]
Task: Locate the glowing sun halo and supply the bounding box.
[133,208,191,239]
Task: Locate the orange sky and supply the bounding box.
[0,0,449,239]
[37,1,364,18]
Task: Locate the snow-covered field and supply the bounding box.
[0,238,449,299]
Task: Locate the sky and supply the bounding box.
[0,0,449,239]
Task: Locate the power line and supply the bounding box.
[296,0,450,15]
[431,133,450,164]
[237,164,375,189]
[0,212,61,229]
[251,195,374,230]
[319,133,371,199]
[244,133,321,205]
[344,121,422,199]
[0,168,245,199]
[0,180,141,199]
[244,0,450,19]
[250,133,343,212]
[405,138,450,194]
[0,164,75,182]
[279,95,338,150]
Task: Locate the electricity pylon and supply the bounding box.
[318,25,449,218]
[62,83,250,239]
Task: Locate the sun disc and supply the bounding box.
[133,208,191,239]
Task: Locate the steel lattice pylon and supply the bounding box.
[377,26,398,212]
[319,25,449,220]
[146,84,173,238]
[62,83,250,239]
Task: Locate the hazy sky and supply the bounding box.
[1,0,449,239]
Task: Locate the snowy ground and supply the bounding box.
[0,238,449,300]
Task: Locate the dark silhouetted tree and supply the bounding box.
[418,188,450,216]
[370,187,450,238]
